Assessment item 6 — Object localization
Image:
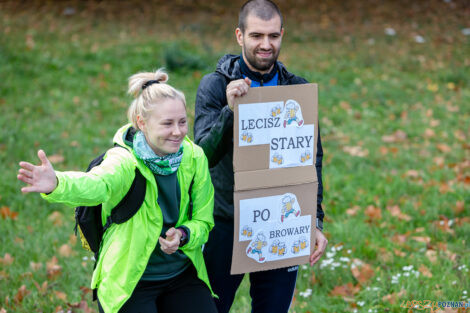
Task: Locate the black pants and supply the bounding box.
[98,266,217,313]
[203,217,298,313]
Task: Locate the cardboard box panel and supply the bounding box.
[234,166,318,191]
[231,182,318,275]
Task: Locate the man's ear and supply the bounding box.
[235,28,244,47]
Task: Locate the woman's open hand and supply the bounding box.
[18,150,57,194]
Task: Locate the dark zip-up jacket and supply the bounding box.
[194,54,324,228]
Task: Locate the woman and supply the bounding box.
[17,69,217,313]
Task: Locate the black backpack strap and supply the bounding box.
[103,167,146,231]
[187,174,195,221]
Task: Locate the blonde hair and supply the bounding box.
[127,69,186,130]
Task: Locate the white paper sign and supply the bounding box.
[239,193,312,263]
[245,216,311,263]
[239,101,284,146]
[269,125,314,168]
[238,100,314,169]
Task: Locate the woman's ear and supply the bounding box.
[136,115,146,132]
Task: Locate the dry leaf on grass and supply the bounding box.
[48,154,65,164]
[351,263,375,284]
[418,265,433,277]
[0,253,14,266]
[365,205,382,222]
[58,244,74,257]
[346,205,361,216]
[329,282,360,301]
[48,211,64,226]
[0,206,18,220]
[387,205,411,221]
[14,285,30,304]
[46,256,62,280]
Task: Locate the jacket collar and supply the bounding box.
[238,55,278,83]
[216,54,294,83]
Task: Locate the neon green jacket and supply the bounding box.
[42,124,215,313]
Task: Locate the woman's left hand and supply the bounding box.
[159,227,182,254]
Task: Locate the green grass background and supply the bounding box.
[1,1,469,312]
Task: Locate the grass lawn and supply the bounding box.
[1,1,469,312]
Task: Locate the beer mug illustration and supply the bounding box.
[246,227,253,237]
[300,152,306,163]
[277,242,286,256]
[300,237,308,250]
[272,153,283,165]
[241,225,248,237]
[270,240,280,254]
[271,107,277,117]
[305,151,311,160]
[241,131,247,142]
[292,241,300,254]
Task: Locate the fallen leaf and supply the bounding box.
[14,285,30,304]
[436,143,451,153]
[30,261,43,271]
[48,211,64,226]
[412,236,431,244]
[0,253,14,266]
[69,234,77,246]
[340,101,351,110]
[48,154,65,164]
[0,206,18,220]
[67,300,94,313]
[58,244,74,257]
[436,242,447,251]
[54,291,67,302]
[393,249,406,257]
[454,201,464,215]
[425,250,438,263]
[343,146,369,157]
[424,128,435,138]
[20,272,33,279]
[418,265,433,277]
[364,205,382,222]
[387,205,411,221]
[351,263,374,284]
[329,282,360,300]
[404,170,420,178]
[433,156,445,167]
[382,130,407,143]
[46,256,62,280]
[392,234,408,244]
[346,205,361,216]
[430,119,440,127]
[33,280,48,295]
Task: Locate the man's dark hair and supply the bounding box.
[238,0,283,33]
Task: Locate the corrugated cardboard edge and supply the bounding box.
[234,165,317,191]
[231,182,318,275]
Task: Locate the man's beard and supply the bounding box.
[243,46,280,72]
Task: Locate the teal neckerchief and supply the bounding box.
[133,131,183,176]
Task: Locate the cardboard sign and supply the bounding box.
[231,84,319,274]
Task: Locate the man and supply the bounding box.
[194,1,328,312]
